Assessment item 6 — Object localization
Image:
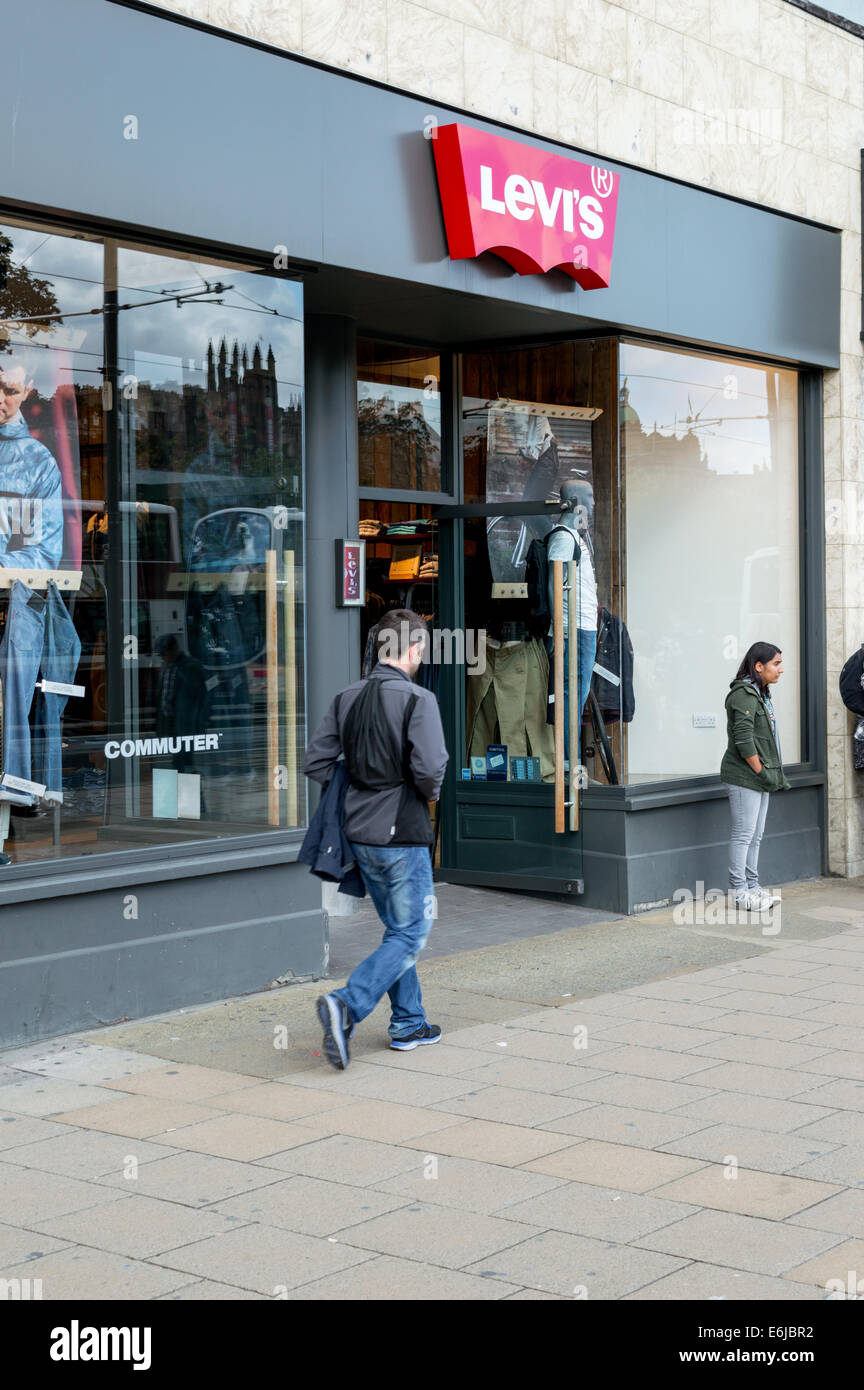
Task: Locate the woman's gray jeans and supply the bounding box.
[724,782,770,894]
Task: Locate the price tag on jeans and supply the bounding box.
[38,680,86,698]
[592,662,619,686]
[1,773,46,796]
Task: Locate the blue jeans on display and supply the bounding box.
[0,580,81,800]
[724,782,770,894]
[557,630,598,766]
[333,842,434,1040]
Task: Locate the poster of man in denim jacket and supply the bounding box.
[0,352,64,569]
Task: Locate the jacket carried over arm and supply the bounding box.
[720,678,791,794]
[304,661,449,846]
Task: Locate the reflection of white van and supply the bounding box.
[740,546,779,639]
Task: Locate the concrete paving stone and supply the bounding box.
[694,990,827,1018]
[253,1134,429,1185]
[0,1113,73,1150]
[34,1194,252,1258]
[463,1229,689,1299]
[658,1125,842,1174]
[798,983,864,1005]
[96,1151,287,1205]
[459,1029,620,1074]
[0,1221,70,1268]
[799,1050,864,1081]
[622,981,741,1002]
[688,1037,836,1069]
[152,1222,372,1295]
[498,1181,699,1244]
[782,1239,864,1290]
[577,1046,724,1081]
[623,1263,827,1300]
[375,1155,568,1214]
[212,1174,409,1236]
[0,1041,168,1085]
[792,1109,864,1145]
[50,1096,219,1139]
[158,1280,267,1299]
[521,1140,708,1192]
[675,964,762,984]
[579,1021,727,1052]
[295,1100,470,1144]
[559,1074,721,1113]
[798,966,864,987]
[788,1147,864,1185]
[720,957,829,977]
[429,1086,597,1128]
[3,1130,178,1180]
[670,1092,838,1134]
[537,1105,716,1149]
[651,1165,841,1220]
[414,991,529,1023]
[201,1084,358,1123]
[793,1078,864,1111]
[682,1062,832,1100]
[563,997,730,1027]
[285,1254,522,1300]
[452,1056,595,1095]
[400,1119,576,1167]
[102,1064,263,1101]
[502,1287,569,1298]
[0,1077,131,1118]
[275,1065,477,1110]
[7,1245,191,1300]
[334,1202,543,1270]
[792,1025,864,1053]
[797,1003,864,1030]
[709,973,818,997]
[700,1012,833,1041]
[352,1044,485,1076]
[789,1188,864,1239]
[149,1113,325,1161]
[0,1162,130,1227]
[635,1208,846,1275]
[489,1010,625,1038]
[0,1066,31,1087]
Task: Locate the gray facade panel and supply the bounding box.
[0,862,325,1048]
[0,0,841,366]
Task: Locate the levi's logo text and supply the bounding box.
[432,123,620,286]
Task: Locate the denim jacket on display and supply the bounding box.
[0,414,64,569]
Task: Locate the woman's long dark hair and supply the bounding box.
[736,641,781,687]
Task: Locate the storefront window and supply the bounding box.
[0,221,305,866]
[358,340,442,491]
[620,341,800,780]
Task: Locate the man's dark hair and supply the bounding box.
[374,608,428,662]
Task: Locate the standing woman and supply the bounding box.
[720,642,791,910]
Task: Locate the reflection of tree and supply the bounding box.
[0,232,62,341]
[358,395,440,489]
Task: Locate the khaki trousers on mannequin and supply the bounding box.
[466,637,555,781]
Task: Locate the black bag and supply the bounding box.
[340,678,418,791]
[839,646,864,717]
[525,524,576,627]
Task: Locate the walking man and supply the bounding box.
[304,609,449,1069]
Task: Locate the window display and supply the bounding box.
[0,221,306,866]
[358,340,442,491]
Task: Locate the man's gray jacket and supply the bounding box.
[304,662,449,846]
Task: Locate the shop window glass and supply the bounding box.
[358,340,442,491]
[620,341,800,781]
[0,221,305,867]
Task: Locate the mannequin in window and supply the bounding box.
[546,479,598,766]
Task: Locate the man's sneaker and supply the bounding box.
[733,891,755,911]
[389,1023,442,1051]
[316,994,352,1070]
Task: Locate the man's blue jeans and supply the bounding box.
[0,579,81,800]
[554,630,598,766]
[333,843,434,1040]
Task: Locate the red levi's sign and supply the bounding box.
[432,123,620,288]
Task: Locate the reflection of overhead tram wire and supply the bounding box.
[0,282,232,326]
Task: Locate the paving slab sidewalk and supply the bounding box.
[1,875,864,1300]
